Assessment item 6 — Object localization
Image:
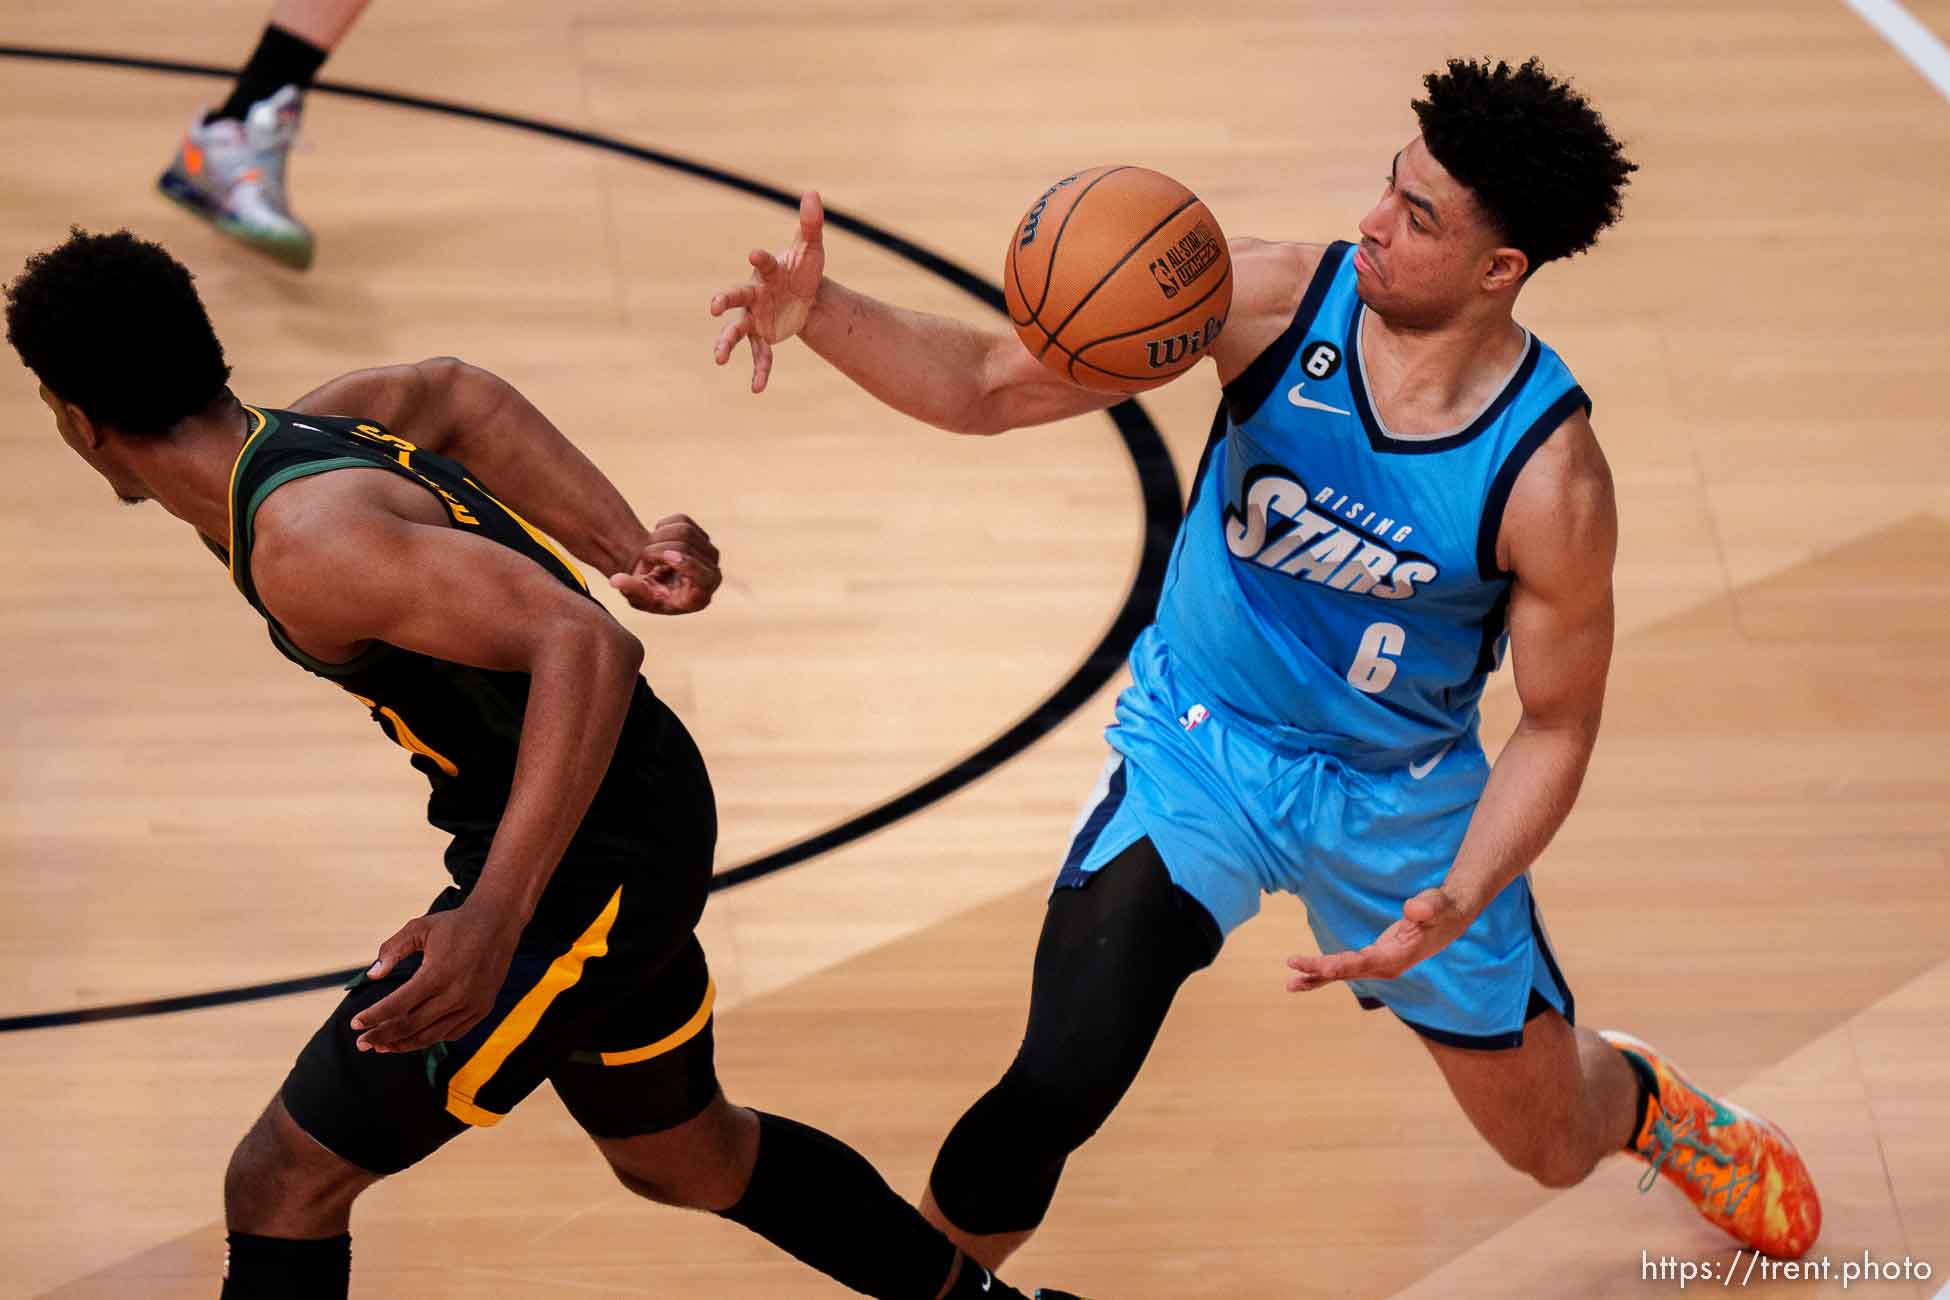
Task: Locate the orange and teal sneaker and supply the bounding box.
[1602,1030,1821,1258]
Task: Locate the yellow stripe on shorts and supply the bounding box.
[598,978,716,1067]
[444,886,623,1126]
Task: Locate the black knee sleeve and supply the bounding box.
[929,838,1220,1235]
[930,1060,1113,1235]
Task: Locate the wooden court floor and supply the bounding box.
[3,2,1947,1296]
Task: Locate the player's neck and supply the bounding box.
[1358,303,1528,432]
[130,393,253,550]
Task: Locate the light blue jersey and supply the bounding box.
[1057,242,1590,1047]
[1148,239,1590,768]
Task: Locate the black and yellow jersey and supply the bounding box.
[216,404,701,940]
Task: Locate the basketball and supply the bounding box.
[1004,165,1233,394]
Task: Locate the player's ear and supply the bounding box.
[63,399,108,450]
[42,386,106,452]
[1482,245,1529,294]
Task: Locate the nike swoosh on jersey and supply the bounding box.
[1287,383,1352,416]
[1407,741,1454,780]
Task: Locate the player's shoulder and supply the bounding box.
[1500,405,1616,576]
[1227,238,1335,308]
[1520,404,1610,499]
[1215,239,1338,375]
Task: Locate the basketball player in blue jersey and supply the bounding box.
[709,58,1822,1266]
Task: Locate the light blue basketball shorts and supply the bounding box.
[1054,656,1574,1049]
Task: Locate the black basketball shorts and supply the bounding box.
[280,879,720,1176]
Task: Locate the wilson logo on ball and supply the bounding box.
[1018,174,1081,248]
[1145,317,1224,370]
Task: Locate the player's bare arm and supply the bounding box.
[247,471,649,1053]
[1286,411,1616,991]
[708,192,1321,434]
[1209,236,1327,385]
[290,359,720,614]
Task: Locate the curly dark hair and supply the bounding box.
[5,228,231,434]
[1413,57,1636,269]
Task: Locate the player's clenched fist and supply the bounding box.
[609,513,722,615]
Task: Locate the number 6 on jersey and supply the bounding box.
[1348,621,1405,694]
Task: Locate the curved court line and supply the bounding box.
[1842,0,1950,101]
[0,44,1183,1032]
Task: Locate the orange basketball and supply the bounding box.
[1003,165,1233,394]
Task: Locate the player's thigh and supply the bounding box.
[550,932,722,1134]
[283,882,676,1177]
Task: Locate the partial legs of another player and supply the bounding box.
[157,0,372,269]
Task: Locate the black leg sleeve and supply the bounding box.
[718,1111,1024,1300]
[219,1232,351,1300]
[929,837,1222,1234]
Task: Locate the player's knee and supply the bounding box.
[962,1060,1112,1158]
[1497,1137,1597,1190]
[935,1059,1116,1194]
[605,1154,720,1209]
[600,1100,757,1213]
[224,1105,372,1231]
[608,1147,751,1211]
[1015,1053,1130,1150]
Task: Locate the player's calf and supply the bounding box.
[1423,1010,1642,1193]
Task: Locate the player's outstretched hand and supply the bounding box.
[709,190,827,393]
[609,513,721,615]
[1283,887,1469,992]
[350,903,522,1053]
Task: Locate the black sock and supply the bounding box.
[718,1111,1027,1300]
[219,1232,350,1300]
[211,24,329,122]
[1618,1048,1660,1151]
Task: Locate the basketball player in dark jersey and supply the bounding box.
[4,228,1079,1300]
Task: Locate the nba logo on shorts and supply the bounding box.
[1178,703,1210,732]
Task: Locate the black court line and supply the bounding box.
[0,44,1183,1033]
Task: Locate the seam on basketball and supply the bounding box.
[1073,262,1233,362]
[1030,165,1130,323]
[1041,193,1202,355]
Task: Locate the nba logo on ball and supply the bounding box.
[1004,164,1234,394]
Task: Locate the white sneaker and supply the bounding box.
[157,85,315,270]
